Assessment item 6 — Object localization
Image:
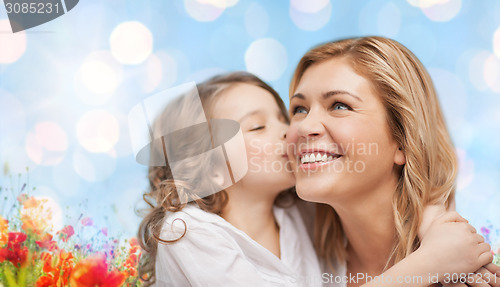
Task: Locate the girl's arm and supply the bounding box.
[361,211,497,287]
[420,205,500,287]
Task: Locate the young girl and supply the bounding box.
[137,72,494,286]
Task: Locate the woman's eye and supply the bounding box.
[292,106,308,115]
[249,125,265,131]
[332,102,351,110]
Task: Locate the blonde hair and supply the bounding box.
[137,71,291,285]
[290,36,458,269]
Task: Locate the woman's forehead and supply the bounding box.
[292,58,374,101]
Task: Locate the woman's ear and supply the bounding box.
[394,147,406,165]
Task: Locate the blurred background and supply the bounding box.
[0,0,499,240]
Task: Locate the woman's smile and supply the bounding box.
[297,149,343,170]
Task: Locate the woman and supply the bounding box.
[286,36,499,286]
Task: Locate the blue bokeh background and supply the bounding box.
[0,0,499,242]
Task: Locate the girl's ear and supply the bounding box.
[394,147,406,165]
[211,169,227,187]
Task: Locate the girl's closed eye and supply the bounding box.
[249,125,265,131]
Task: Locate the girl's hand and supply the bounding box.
[419,205,500,286]
[417,211,493,282]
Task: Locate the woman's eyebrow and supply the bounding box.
[291,90,363,102]
[290,93,305,101]
[324,90,363,102]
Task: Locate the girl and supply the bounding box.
[286,36,500,286]
[138,71,494,286]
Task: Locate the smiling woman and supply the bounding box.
[286,36,500,286]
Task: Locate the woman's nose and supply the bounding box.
[298,112,324,139]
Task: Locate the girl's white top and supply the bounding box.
[155,203,323,286]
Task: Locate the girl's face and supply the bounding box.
[213,83,294,197]
[286,57,405,205]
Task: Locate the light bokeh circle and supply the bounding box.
[197,0,238,9]
[80,61,119,94]
[77,51,123,105]
[245,38,287,82]
[291,0,329,13]
[421,0,462,22]
[110,21,154,65]
[0,20,27,64]
[184,0,225,22]
[483,54,500,93]
[290,0,332,31]
[76,110,120,153]
[25,122,68,166]
[493,26,500,59]
[467,50,491,91]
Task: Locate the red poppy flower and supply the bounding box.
[70,253,126,287]
[58,225,75,242]
[36,251,74,287]
[0,232,29,267]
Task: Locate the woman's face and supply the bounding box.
[213,83,294,197]
[286,57,405,205]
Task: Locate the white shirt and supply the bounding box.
[155,203,323,287]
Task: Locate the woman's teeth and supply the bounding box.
[300,153,339,164]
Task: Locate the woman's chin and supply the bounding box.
[295,184,332,204]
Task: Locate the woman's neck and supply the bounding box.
[330,185,397,280]
[221,189,280,258]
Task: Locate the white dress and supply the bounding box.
[155,203,323,287]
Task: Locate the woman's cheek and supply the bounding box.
[285,123,299,144]
[285,124,300,163]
